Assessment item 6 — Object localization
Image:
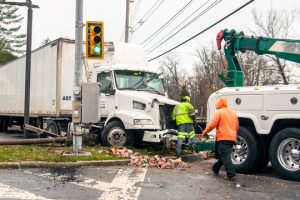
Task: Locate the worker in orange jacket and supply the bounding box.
[201,96,239,181]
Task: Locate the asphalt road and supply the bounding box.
[0,128,299,199]
[0,127,24,140]
[0,161,299,200]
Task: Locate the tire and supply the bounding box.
[0,118,3,132]
[269,128,300,181]
[232,127,267,173]
[2,118,8,132]
[45,120,61,136]
[101,121,133,146]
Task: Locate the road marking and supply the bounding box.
[0,182,54,200]
[26,167,147,200]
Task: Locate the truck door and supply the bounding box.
[97,71,115,119]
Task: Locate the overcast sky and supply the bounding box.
[15,0,300,72]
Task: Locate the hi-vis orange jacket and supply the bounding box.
[202,97,239,141]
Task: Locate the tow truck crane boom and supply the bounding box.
[216,29,300,87]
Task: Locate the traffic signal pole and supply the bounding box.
[72,0,83,153]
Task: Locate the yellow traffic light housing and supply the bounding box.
[86,21,104,60]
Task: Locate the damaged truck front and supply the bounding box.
[0,39,178,147]
[93,42,178,146]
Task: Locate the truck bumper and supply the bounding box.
[142,129,177,143]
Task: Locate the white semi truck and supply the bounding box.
[208,29,300,181]
[0,38,178,146]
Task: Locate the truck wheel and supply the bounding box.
[45,120,61,136]
[101,121,133,146]
[232,127,265,173]
[0,118,3,132]
[269,128,300,181]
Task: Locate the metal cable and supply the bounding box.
[146,0,219,54]
[140,0,194,46]
[131,0,165,32]
[148,0,255,62]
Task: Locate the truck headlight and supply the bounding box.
[133,101,146,110]
[134,119,153,125]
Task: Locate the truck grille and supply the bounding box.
[159,105,176,130]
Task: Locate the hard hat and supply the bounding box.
[183,96,190,102]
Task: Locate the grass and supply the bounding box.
[0,145,124,162]
[0,144,192,162]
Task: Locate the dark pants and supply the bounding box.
[212,141,236,178]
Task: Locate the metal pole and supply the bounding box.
[72,0,83,153]
[24,0,33,138]
[125,0,129,43]
[74,0,83,99]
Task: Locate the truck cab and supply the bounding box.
[92,42,178,146]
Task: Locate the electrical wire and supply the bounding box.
[148,0,255,62]
[131,0,165,32]
[140,0,194,46]
[129,0,142,26]
[146,0,220,54]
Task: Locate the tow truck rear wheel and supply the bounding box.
[232,127,267,173]
[269,128,300,181]
[101,120,133,146]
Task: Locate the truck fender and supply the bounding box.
[104,110,158,130]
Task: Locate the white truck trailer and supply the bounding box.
[0,38,178,146]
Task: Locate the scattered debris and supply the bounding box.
[129,155,191,169]
[199,151,214,160]
[99,146,191,169]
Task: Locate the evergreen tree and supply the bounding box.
[0,4,26,55]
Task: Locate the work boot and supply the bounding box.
[212,169,218,176]
[224,176,237,181]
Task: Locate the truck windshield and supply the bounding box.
[114,70,165,95]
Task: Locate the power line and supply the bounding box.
[140,0,194,46]
[148,0,255,62]
[129,0,142,26]
[131,0,165,32]
[146,0,220,54]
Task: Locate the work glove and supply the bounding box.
[193,120,197,126]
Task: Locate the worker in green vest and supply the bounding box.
[172,96,198,157]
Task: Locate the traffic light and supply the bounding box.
[86,21,104,60]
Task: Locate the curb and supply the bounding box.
[0,159,131,169]
[0,154,204,169]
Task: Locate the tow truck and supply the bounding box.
[207,29,300,181]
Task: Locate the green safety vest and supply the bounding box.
[172,102,195,125]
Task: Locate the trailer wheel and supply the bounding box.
[45,121,61,136]
[0,118,3,132]
[232,127,263,173]
[269,128,300,181]
[101,121,133,146]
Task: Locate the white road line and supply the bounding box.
[0,182,54,200]
[25,167,148,200]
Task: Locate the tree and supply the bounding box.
[159,54,182,101]
[0,4,26,55]
[192,44,223,117]
[40,37,51,46]
[250,8,297,84]
[0,49,16,65]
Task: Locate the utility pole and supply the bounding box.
[23,0,33,138]
[125,0,130,43]
[72,0,84,154]
[0,0,39,138]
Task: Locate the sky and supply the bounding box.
[12,0,300,74]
